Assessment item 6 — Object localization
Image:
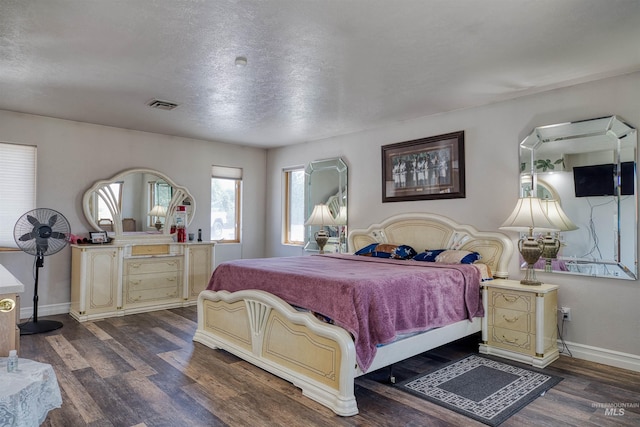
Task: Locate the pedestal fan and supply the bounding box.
[13,208,71,335]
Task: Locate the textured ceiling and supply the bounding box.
[1,0,639,148]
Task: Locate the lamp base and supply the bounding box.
[518,236,544,286]
[315,230,329,254]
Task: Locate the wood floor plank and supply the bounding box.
[45,334,92,371]
[19,308,640,427]
[84,321,113,341]
[102,338,158,377]
[53,365,107,424]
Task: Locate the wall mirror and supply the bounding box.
[304,158,348,252]
[82,168,195,242]
[520,115,637,280]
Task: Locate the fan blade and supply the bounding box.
[50,232,67,239]
[19,232,36,241]
[27,215,40,225]
[48,215,58,226]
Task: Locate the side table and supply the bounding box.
[0,358,62,427]
[479,279,559,368]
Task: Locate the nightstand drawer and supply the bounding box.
[489,326,534,354]
[491,307,532,333]
[490,289,534,312]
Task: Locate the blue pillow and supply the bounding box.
[414,249,481,264]
[413,249,445,262]
[355,243,417,260]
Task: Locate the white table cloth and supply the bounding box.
[0,358,62,427]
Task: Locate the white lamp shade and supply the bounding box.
[500,197,559,232]
[540,199,578,231]
[305,204,337,226]
[148,205,167,217]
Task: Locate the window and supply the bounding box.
[211,166,242,242]
[148,179,172,228]
[0,143,37,249]
[284,167,305,244]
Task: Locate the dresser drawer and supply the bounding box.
[489,326,534,355]
[125,271,181,291]
[131,244,170,256]
[126,285,181,305]
[489,289,534,312]
[491,307,532,333]
[125,258,182,275]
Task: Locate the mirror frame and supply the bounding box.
[304,157,348,252]
[520,115,637,280]
[82,168,196,243]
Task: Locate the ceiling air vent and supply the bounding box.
[147,99,179,110]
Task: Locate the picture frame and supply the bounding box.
[89,231,108,244]
[382,131,465,202]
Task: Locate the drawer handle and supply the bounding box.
[502,295,518,303]
[166,277,176,282]
[502,335,519,344]
[502,315,519,323]
[130,263,141,269]
[130,280,141,285]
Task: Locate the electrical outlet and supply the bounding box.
[560,306,571,321]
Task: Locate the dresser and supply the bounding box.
[0,265,24,357]
[479,279,559,368]
[70,241,214,322]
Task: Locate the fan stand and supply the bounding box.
[19,252,63,335]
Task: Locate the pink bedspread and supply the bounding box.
[206,254,483,371]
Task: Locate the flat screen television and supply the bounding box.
[573,161,635,197]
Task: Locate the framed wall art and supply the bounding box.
[382,131,465,202]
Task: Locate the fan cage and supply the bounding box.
[14,208,71,257]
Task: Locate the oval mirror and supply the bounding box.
[82,168,196,242]
[304,158,348,253]
[520,116,637,279]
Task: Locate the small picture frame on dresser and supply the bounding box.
[89,231,108,244]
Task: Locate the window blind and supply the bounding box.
[211,165,243,179]
[0,143,37,248]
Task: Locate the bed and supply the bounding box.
[194,212,513,416]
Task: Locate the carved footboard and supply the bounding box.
[193,289,359,416]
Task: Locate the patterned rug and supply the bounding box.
[397,354,562,426]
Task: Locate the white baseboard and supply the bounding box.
[558,340,640,373]
[20,302,70,321]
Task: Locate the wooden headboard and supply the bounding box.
[348,212,513,279]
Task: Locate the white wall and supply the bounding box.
[266,72,640,368]
[0,110,267,314]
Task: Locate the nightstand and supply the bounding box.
[479,279,559,368]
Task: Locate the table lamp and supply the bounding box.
[305,204,337,254]
[148,205,167,231]
[500,196,559,285]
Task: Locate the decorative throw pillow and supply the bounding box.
[435,249,481,264]
[354,243,417,260]
[413,249,445,262]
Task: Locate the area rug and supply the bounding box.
[397,354,562,426]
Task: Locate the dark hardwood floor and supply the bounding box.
[19,307,640,426]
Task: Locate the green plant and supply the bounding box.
[535,158,564,172]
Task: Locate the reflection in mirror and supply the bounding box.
[83,168,195,242]
[304,158,348,253]
[520,116,637,279]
